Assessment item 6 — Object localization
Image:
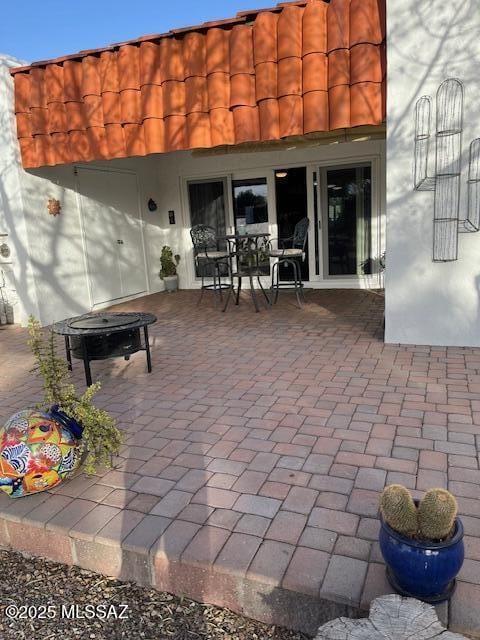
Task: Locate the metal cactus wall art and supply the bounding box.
[414,78,480,261]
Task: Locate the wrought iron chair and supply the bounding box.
[268,217,309,308]
[222,235,270,313]
[190,225,232,306]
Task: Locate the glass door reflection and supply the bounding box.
[233,178,269,275]
[188,178,228,278]
[323,165,373,277]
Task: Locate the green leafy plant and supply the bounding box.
[27,316,122,474]
[159,246,180,279]
[380,484,458,541]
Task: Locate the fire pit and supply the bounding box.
[52,312,157,386]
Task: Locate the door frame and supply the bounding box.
[182,169,277,289]
[74,165,149,309]
[309,153,383,289]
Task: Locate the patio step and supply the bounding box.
[0,500,476,637]
[0,505,362,635]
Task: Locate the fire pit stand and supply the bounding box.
[52,312,157,386]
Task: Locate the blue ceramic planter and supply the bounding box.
[379,513,464,603]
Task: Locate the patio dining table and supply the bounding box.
[219,231,271,313]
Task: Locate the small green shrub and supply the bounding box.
[159,246,180,279]
[28,316,122,474]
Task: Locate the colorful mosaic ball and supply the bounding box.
[0,408,83,498]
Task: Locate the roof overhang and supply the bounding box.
[11,0,386,169]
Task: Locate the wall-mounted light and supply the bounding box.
[148,198,158,212]
[47,198,61,216]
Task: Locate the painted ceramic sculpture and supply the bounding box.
[0,407,83,498]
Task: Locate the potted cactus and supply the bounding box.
[379,485,464,603]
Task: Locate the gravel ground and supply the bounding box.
[0,550,311,640]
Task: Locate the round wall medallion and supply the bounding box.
[0,243,10,259]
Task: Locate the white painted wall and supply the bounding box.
[22,157,167,326]
[385,0,480,346]
[0,55,40,325]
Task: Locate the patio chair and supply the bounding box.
[268,217,309,308]
[222,235,270,313]
[190,225,232,306]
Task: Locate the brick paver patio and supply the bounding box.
[0,289,479,636]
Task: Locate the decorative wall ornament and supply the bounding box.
[147,198,158,212]
[47,198,61,216]
[466,138,480,232]
[414,78,480,261]
[0,243,10,259]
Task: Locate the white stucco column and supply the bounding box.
[0,54,40,325]
[385,0,480,346]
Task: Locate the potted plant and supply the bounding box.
[379,484,464,603]
[0,317,122,497]
[159,246,180,292]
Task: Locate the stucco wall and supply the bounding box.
[19,158,167,326]
[385,0,480,346]
[0,55,40,325]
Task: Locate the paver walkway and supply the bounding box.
[0,290,479,637]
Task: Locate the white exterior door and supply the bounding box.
[77,167,147,307]
[106,171,146,299]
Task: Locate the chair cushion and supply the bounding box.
[269,248,304,257]
[196,251,229,259]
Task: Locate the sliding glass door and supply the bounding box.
[275,167,309,281]
[188,178,228,277]
[321,164,374,277]
[232,178,268,235]
[188,179,227,239]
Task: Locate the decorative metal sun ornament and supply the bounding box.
[47,198,61,216]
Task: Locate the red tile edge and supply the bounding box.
[11,0,386,169]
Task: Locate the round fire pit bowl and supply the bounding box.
[52,312,157,386]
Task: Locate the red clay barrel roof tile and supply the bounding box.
[11,0,386,168]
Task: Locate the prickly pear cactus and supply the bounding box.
[380,484,418,536]
[418,488,457,540]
